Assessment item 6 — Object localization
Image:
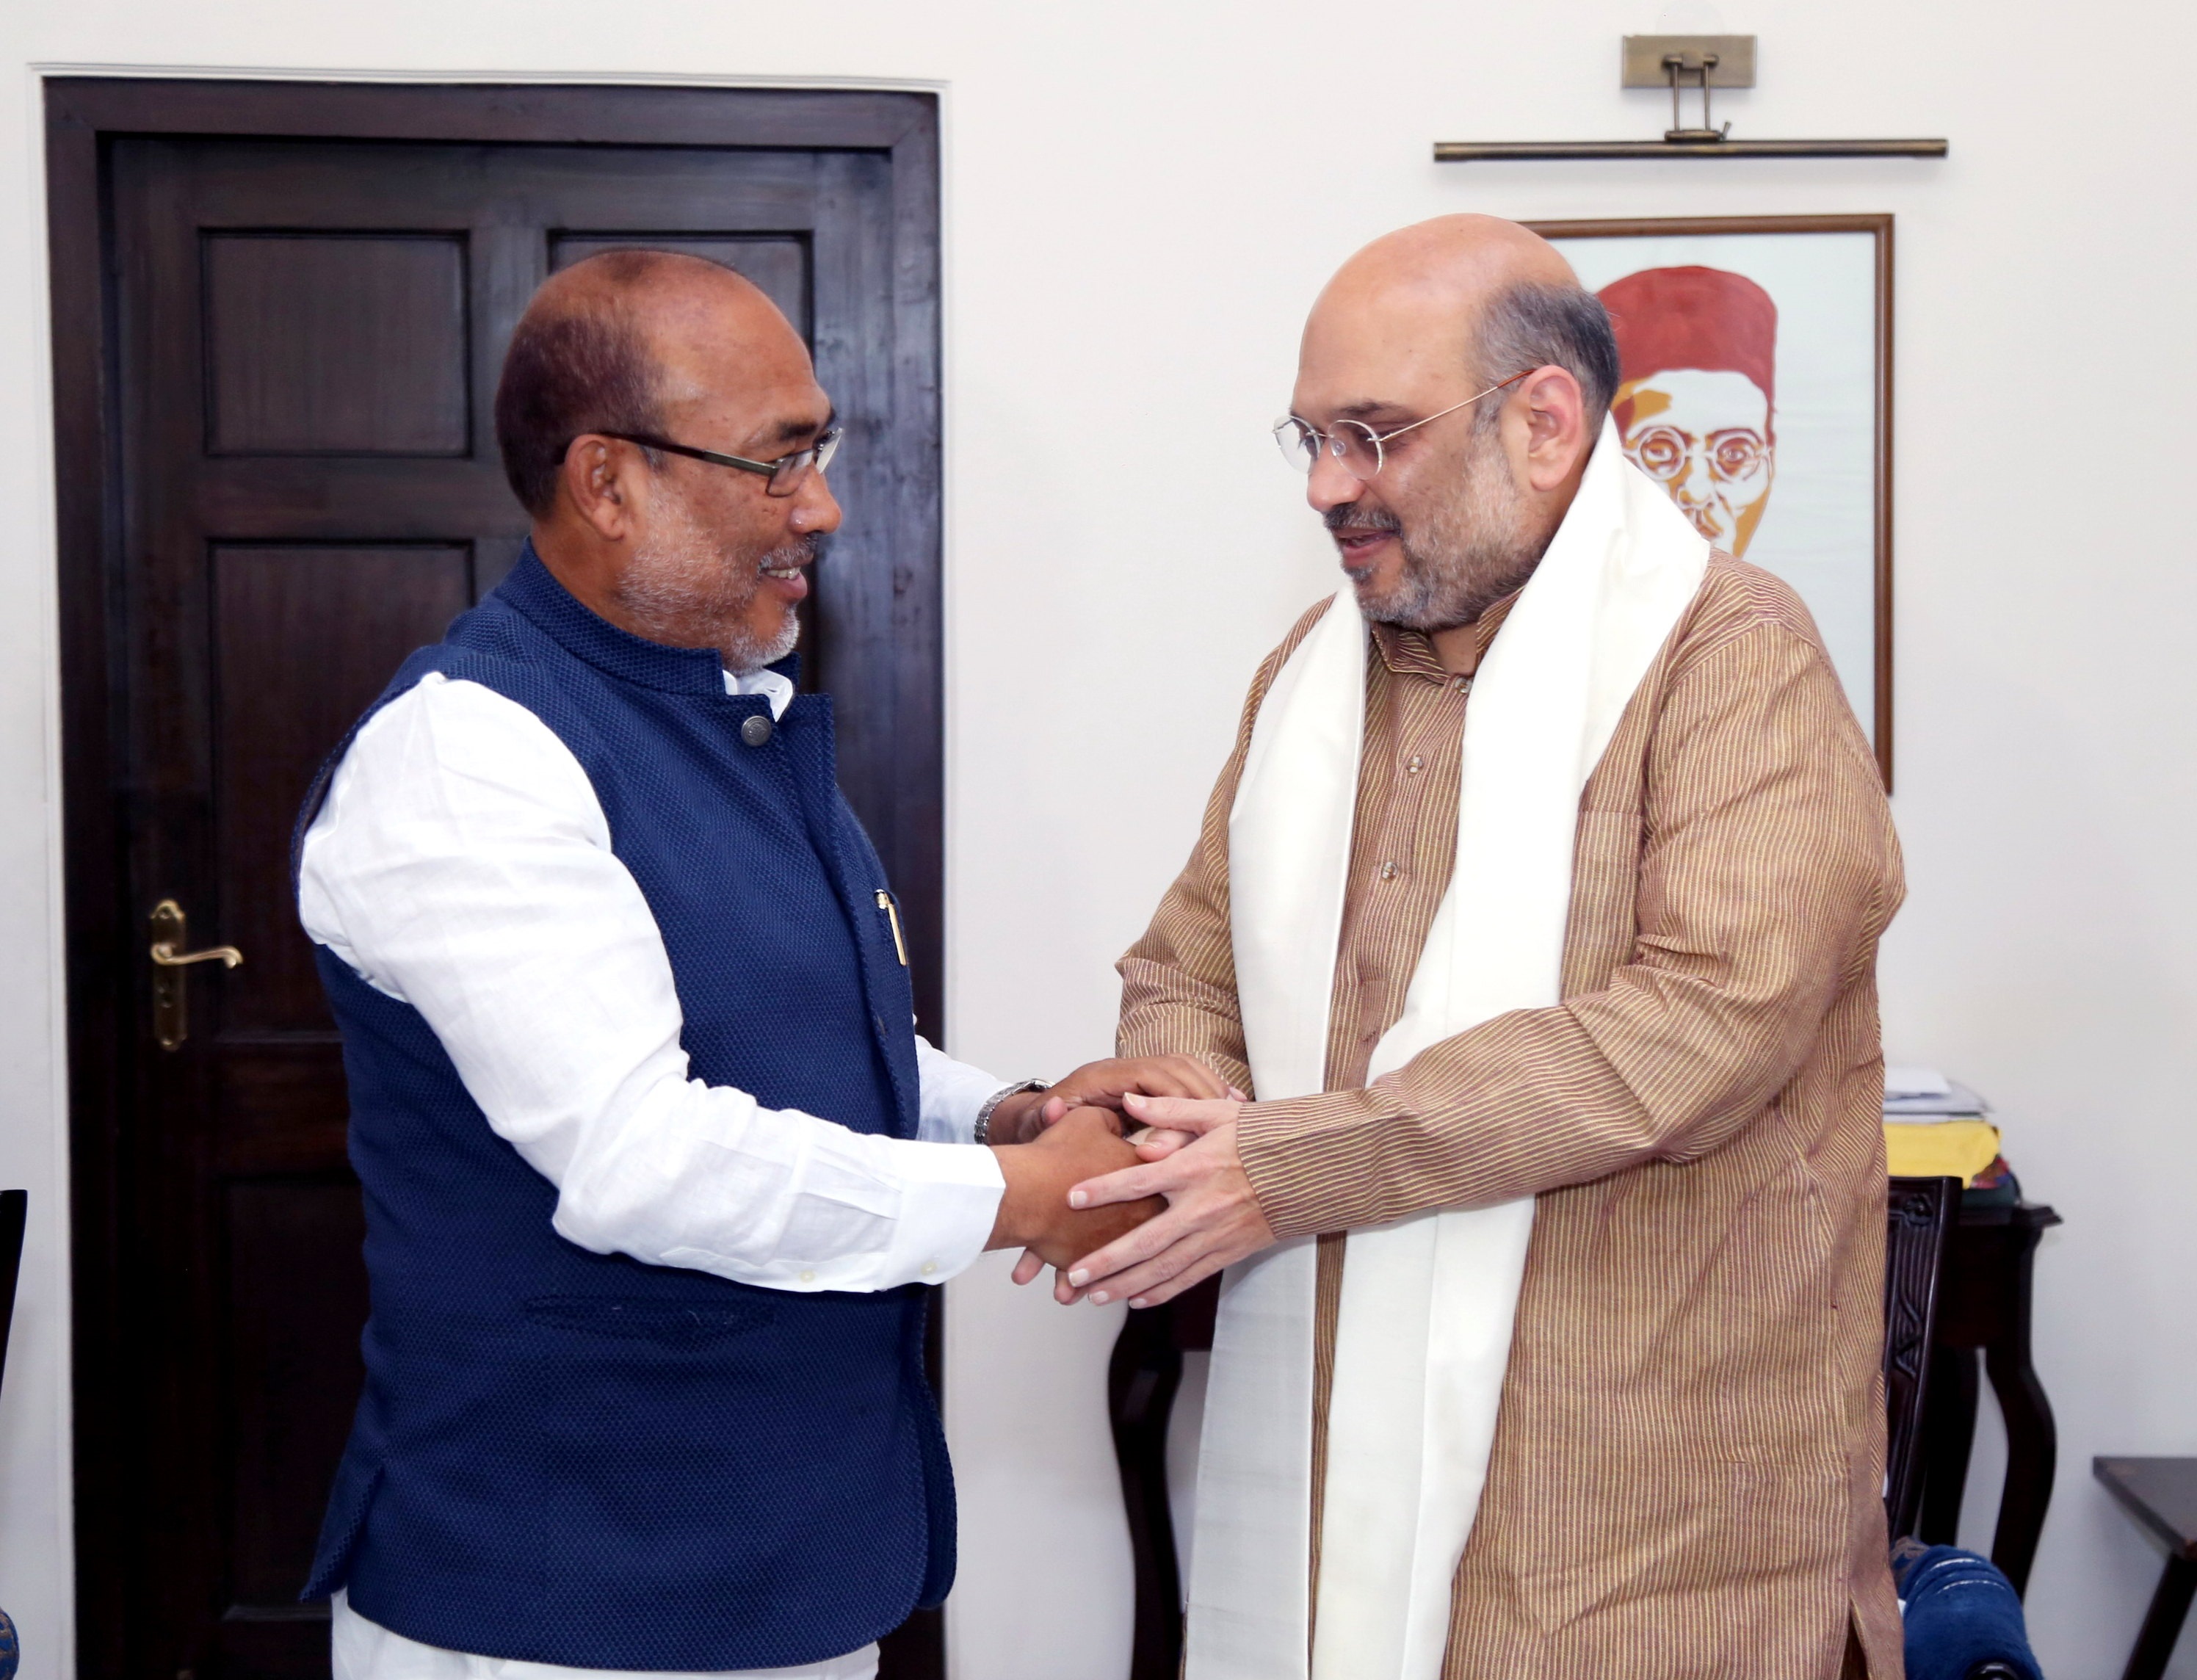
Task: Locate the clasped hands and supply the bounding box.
[982,1056,1275,1311]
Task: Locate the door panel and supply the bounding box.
[212,543,474,1032]
[549,233,811,336]
[203,234,473,457]
[59,85,943,1680]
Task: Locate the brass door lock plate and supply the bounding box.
[148,899,244,1051]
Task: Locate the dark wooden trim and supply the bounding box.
[45,82,132,1680]
[870,93,948,1680]
[882,99,946,1041]
[1524,213,1897,789]
[43,78,933,149]
[1525,213,1897,239]
[46,76,945,1680]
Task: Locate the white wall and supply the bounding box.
[3,3,2193,1676]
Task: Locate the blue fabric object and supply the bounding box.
[0,1605,18,1680]
[1897,1546,2044,1680]
[296,548,950,1670]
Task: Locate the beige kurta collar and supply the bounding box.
[1369,593,1517,685]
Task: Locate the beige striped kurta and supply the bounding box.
[1118,553,1905,1679]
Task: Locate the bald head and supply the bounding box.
[1301,215,1615,425]
[1289,217,1621,646]
[1321,214,1578,325]
[494,250,808,517]
[532,245,771,319]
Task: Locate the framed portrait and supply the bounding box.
[1527,214,1894,784]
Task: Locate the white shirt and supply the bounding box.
[300,667,1010,1678]
[330,1591,878,1680]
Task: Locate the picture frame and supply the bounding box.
[1527,214,1894,786]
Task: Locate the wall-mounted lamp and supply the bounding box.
[1435,36,1948,162]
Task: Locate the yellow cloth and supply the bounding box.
[1883,1120,2001,1184]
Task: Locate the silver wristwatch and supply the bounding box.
[974,1078,1052,1145]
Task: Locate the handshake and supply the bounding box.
[980,1056,1273,1310]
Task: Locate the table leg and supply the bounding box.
[1983,1338,2057,1596]
[2119,1555,2196,1680]
[1919,1343,1980,1546]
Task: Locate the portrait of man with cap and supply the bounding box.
[1596,265,1778,556]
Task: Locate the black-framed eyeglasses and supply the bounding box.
[599,425,843,497]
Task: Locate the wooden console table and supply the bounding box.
[1915,1201,2062,1596]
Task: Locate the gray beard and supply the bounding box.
[1339,427,1550,632]
[612,490,812,674]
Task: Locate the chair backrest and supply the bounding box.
[1883,1176,1960,1541]
[0,1195,18,1680]
[0,1190,23,1396]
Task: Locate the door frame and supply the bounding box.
[44,77,944,1676]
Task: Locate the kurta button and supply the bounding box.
[921,1262,938,1276]
[1406,755,1425,775]
[799,1269,817,1283]
[740,714,773,747]
[1380,860,1400,881]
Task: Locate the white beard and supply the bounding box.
[613,490,803,673]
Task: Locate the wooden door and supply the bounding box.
[48,84,943,1680]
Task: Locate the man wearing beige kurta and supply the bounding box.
[1057,217,1905,1677]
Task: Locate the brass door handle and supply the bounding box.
[148,899,242,1050]
[150,943,245,968]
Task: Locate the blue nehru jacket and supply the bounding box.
[297,547,951,1670]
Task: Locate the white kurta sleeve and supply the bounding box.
[297,672,1004,1293]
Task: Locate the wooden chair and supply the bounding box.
[0,1190,23,1402]
[0,1190,26,1680]
[1884,1176,1962,1541]
[1109,1177,1961,1680]
[2093,1457,2197,1680]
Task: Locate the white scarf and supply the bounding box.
[1187,421,1708,1680]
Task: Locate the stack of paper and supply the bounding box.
[1883,1067,2001,1184]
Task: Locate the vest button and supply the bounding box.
[740,714,774,747]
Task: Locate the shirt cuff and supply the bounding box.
[915,1036,1012,1144]
[1234,1087,1397,1241]
[874,1142,1007,1287]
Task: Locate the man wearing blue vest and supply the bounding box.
[295,250,1209,1680]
